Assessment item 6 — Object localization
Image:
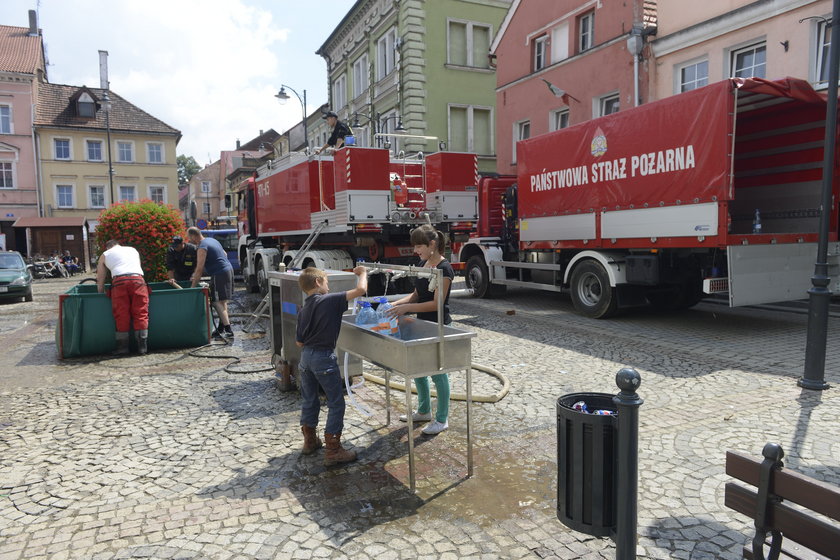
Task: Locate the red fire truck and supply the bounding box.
[235,147,479,293]
[458,77,840,318]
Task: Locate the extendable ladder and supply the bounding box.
[243,220,329,333]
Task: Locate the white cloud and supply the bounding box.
[1,0,347,160]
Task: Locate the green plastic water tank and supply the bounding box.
[57,281,211,358]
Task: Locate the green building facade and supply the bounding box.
[316,0,511,173]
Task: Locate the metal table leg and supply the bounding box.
[406,377,416,493]
[385,369,391,425]
[467,365,473,478]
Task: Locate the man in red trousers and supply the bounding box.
[96,239,149,355]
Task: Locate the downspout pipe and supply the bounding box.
[627,25,644,107]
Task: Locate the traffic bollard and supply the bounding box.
[613,367,643,560]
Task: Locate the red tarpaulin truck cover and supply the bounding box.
[516,77,829,221]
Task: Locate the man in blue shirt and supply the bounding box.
[188,226,234,339]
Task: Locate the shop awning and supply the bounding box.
[13,216,88,228]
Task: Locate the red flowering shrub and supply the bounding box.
[96,201,185,282]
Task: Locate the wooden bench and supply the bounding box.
[725,443,840,560]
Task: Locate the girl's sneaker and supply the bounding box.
[421,420,448,435]
[399,411,432,423]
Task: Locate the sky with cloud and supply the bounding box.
[0,0,354,164]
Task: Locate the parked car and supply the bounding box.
[0,251,33,302]
[201,229,240,274]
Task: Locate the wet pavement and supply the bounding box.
[1,275,839,559]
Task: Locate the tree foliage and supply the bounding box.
[96,201,185,282]
[177,155,201,187]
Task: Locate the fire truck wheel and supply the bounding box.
[569,260,617,319]
[466,256,506,299]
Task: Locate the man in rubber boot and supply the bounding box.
[295,265,367,465]
[97,239,149,355]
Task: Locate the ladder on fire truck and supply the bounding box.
[243,220,329,333]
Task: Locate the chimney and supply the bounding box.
[28,10,38,36]
[259,130,264,136]
[236,139,241,149]
[98,50,109,90]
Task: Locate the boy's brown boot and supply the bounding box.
[323,432,357,466]
[301,425,322,455]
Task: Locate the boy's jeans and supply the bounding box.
[299,347,345,434]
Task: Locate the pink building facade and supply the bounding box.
[491,0,657,175]
[0,17,45,251]
[651,0,833,101]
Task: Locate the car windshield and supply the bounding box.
[215,233,237,251]
[203,231,237,251]
[0,254,24,269]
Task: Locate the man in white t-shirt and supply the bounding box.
[96,239,149,355]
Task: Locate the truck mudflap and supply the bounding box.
[727,242,840,306]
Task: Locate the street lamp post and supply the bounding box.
[800,0,840,391]
[102,91,115,205]
[352,112,406,151]
[276,85,307,151]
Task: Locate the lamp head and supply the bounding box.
[394,119,407,134]
[101,91,112,112]
[275,87,290,104]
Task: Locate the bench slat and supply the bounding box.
[743,539,832,560]
[725,482,840,559]
[726,451,840,522]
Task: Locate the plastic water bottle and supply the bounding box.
[355,301,377,329]
[752,209,762,234]
[375,297,400,337]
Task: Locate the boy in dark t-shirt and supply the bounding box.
[296,265,367,465]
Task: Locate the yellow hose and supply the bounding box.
[361,362,510,403]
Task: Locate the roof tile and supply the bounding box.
[34,83,180,137]
[0,24,45,74]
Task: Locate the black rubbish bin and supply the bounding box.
[556,392,617,537]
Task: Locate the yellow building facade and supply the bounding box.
[34,84,180,227]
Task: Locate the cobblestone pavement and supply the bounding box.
[1,276,839,559]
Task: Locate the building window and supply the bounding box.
[817,19,832,84]
[201,181,211,193]
[87,140,103,161]
[332,74,346,110]
[0,162,13,188]
[117,141,133,162]
[551,23,570,63]
[0,106,10,134]
[147,143,163,164]
[448,105,493,156]
[149,185,165,204]
[57,185,74,208]
[534,35,548,71]
[731,42,766,78]
[119,185,136,202]
[513,120,530,164]
[202,201,211,215]
[448,20,492,68]
[76,92,95,118]
[579,11,594,53]
[377,27,397,80]
[598,93,620,116]
[353,54,369,99]
[54,139,71,160]
[678,59,709,92]
[550,109,570,131]
[89,185,105,208]
[353,126,370,148]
